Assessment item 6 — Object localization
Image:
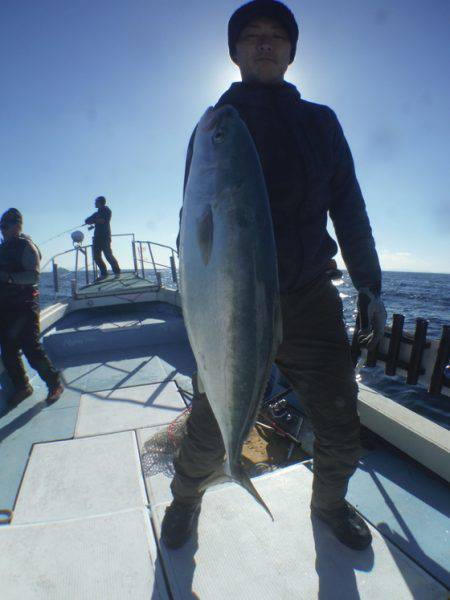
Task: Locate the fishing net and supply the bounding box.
[139,386,311,481]
[140,407,191,478]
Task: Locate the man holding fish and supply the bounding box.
[163,0,387,551]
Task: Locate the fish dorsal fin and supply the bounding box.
[196,204,213,265]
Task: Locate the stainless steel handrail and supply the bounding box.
[48,233,136,264]
[132,240,178,289]
[45,233,178,297]
[134,240,178,255]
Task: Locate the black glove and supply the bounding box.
[357,287,387,350]
[0,271,10,283]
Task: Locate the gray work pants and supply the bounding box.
[171,274,361,512]
[0,306,60,390]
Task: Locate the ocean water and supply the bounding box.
[39,269,450,429]
[338,271,449,340]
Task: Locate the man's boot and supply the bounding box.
[311,501,372,550]
[46,380,64,405]
[161,500,201,549]
[8,385,34,407]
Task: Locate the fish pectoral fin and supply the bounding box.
[196,205,213,265]
[199,463,274,521]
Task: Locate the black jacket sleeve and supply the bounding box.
[85,211,98,225]
[176,127,197,252]
[328,111,382,292]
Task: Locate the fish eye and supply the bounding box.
[213,128,226,144]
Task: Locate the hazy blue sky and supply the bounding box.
[1,0,449,273]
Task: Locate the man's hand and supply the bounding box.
[357,287,387,350]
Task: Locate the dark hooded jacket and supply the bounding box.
[85,206,112,240]
[180,81,381,294]
[0,234,41,309]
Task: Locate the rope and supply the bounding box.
[39,224,87,246]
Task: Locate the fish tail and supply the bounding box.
[233,463,274,521]
[199,463,273,521]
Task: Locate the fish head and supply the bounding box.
[194,105,258,195]
[200,105,241,143]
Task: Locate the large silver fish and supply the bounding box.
[179,105,282,518]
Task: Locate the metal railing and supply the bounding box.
[133,240,178,288]
[45,234,179,297]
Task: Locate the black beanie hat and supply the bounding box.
[95,196,107,206]
[0,207,23,226]
[228,0,299,64]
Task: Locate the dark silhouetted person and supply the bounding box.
[0,208,64,406]
[85,196,121,280]
[162,0,387,552]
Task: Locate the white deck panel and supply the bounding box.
[13,432,147,525]
[75,381,186,437]
[149,464,447,599]
[0,509,168,600]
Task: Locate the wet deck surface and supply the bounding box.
[347,450,450,589]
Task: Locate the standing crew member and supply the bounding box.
[162,0,388,551]
[0,208,64,406]
[85,196,121,279]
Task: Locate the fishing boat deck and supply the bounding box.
[0,298,449,598]
[75,271,160,298]
[0,301,195,512]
